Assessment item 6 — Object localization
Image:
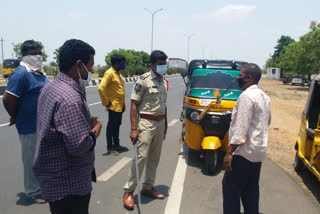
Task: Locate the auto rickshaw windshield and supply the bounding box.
[190,70,241,91]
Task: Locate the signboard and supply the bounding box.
[311,21,317,28]
[168,58,187,69]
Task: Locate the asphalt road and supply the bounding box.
[0,77,320,214]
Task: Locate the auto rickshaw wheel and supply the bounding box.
[205,150,219,175]
[294,152,304,172]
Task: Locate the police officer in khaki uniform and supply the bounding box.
[123,50,168,210]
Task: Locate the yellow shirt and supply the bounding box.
[98,67,125,112]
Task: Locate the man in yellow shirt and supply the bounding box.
[98,54,128,155]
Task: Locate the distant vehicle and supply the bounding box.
[2,59,21,78]
[281,77,289,84]
[291,76,303,86]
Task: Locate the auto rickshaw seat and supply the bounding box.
[308,84,320,130]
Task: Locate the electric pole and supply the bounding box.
[184,33,195,63]
[144,8,163,52]
[0,38,4,65]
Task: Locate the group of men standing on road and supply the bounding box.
[2,39,271,214]
[3,39,170,214]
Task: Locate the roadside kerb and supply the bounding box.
[0,75,181,95]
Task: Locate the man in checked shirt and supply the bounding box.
[33,39,102,214]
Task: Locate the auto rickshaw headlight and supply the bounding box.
[190,111,200,121]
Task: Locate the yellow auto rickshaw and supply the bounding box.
[294,74,320,181]
[2,59,21,78]
[181,59,248,174]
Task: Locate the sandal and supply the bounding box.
[25,194,46,204]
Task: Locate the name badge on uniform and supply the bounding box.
[152,86,158,89]
[135,83,142,92]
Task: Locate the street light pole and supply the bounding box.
[185,33,195,62]
[144,8,163,52]
[0,38,4,65]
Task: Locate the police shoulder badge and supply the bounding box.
[139,73,150,80]
[139,75,146,80]
[135,83,142,92]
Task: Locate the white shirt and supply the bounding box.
[229,84,271,162]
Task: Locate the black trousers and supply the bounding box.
[49,193,91,214]
[106,110,123,150]
[222,155,262,214]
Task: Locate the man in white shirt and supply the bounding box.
[222,63,271,214]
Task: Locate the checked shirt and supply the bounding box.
[33,72,96,202]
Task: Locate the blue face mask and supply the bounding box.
[156,64,167,76]
[119,64,126,70]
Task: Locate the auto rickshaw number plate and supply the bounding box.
[200,99,212,106]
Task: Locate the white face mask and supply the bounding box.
[22,55,43,72]
[156,64,167,76]
[78,62,92,87]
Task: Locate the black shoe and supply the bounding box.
[115,146,129,153]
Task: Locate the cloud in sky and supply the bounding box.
[192,5,256,24]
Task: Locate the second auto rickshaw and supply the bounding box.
[2,59,21,78]
[181,59,247,174]
[294,74,320,181]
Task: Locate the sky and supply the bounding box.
[1,0,320,68]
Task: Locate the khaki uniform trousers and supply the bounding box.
[124,118,165,192]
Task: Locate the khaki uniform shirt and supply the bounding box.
[131,71,168,116]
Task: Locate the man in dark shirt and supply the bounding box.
[33,39,102,214]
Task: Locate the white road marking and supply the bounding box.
[97,157,132,182]
[0,123,9,127]
[168,119,180,127]
[88,102,102,106]
[164,146,187,214]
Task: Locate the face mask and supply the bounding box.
[156,64,167,76]
[22,55,43,72]
[237,76,248,88]
[78,62,92,87]
[119,64,126,70]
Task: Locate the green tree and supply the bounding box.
[278,27,320,80]
[12,41,48,62]
[105,49,150,77]
[105,49,150,67]
[272,35,295,59]
[49,61,58,66]
[53,48,60,64]
[265,35,295,68]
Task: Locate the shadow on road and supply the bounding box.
[182,143,224,176]
[296,169,320,203]
[287,87,309,92]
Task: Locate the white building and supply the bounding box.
[267,67,281,80]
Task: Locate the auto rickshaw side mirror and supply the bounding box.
[181,70,188,78]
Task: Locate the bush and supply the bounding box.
[167,67,185,75]
[95,65,149,78]
[95,66,109,77]
[43,65,59,77]
[120,65,148,77]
